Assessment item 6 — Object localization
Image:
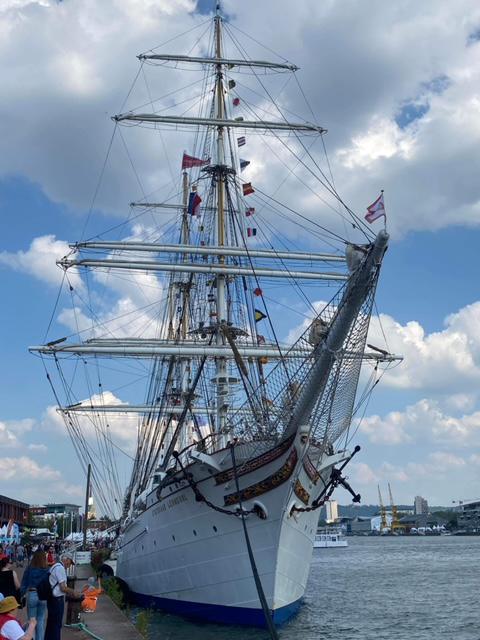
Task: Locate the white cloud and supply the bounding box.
[285,297,480,399]
[0,418,36,448]
[0,421,19,447]
[0,454,84,503]
[360,398,480,448]
[41,392,138,448]
[2,456,61,481]
[428,451,466,469]
[338,117,415,169]
[351,462,378,485]
[28,443,48,453]
[0,0,479,238]
[369,301,480,393]
[0,235,83,289]
[0,0,200,214]
[359,410,413,445]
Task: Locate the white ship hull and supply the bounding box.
[116,433,344,626]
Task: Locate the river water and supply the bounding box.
[141,536,479,640]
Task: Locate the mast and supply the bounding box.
[180,169,191,450]
[214,5,228,436]
[83,463,91,551]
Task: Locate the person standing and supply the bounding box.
[45,549,55,568]
[20,551,49,640]
[0,556,21,600]
[44,553,81,640]
[15,545,25,568]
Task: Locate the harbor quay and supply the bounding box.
[12,560,142,640]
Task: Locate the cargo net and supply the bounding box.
[227,268,379,453]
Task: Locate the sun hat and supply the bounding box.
[0,596,20,614]
[61,552,75,564]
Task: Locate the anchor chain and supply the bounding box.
[172,450,260,518]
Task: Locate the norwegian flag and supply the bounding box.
[245,207,255,217]
[232,97,240,107]
[365,192,386,223]
[243,183,254,196]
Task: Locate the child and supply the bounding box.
[81,577,103,613]
[0,595,36,640]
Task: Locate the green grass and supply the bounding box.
[102,577,125,609]
[135,609,152,638]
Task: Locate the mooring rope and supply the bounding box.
[65,622,105,640]
[229,443,279,640]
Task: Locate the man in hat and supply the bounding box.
[45,553,82,640]
[0,594,36,640]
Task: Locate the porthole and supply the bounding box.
[172,535,176,541]
[193,530,197,536]
[213,526,218,533]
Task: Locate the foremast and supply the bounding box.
[214,6,228,438]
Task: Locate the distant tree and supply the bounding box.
[431,510,458,530]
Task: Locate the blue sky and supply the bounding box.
[2,0,480,511]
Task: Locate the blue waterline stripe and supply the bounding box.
[129,590,302,628]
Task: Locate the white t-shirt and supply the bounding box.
[49,562,67,598]
[0,618,25,640]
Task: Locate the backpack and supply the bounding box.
[37,564,61,601]
[0,613,17,640]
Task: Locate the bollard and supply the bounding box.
[66,575,83,624]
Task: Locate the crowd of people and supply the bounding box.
[0,542,97,640]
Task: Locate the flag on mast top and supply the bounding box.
[182,153,210,170]
[365,191,386,224]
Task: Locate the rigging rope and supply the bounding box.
[223,21,373,241]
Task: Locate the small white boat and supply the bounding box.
[313,530,348,548]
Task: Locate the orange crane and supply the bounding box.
[377,484,388,532]
[388,483,404,533]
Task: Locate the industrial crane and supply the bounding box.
[377,484,388,533]
[388,483,404,533]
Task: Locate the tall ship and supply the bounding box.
[31,3,397,628]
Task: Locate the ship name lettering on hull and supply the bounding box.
[153,493,188,516]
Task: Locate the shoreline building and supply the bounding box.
[414,495,428,515]
[44,503,81,519]
[325,500,339,524]
[457,499,480,533]
[0,495,29,526]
